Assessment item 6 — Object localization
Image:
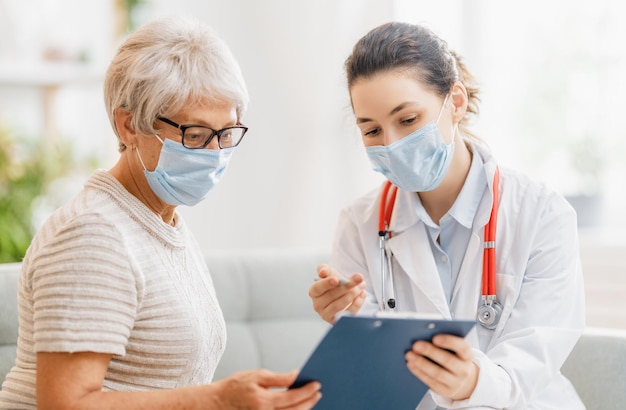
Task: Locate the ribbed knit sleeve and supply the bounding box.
[30,212,139,356]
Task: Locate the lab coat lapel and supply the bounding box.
[452,232,482,304]
[451,231,482,319]
[388,225,451,319]
[451,145,498,319]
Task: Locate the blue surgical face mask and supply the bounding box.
[365,95,455,192]
[136,136,233,206]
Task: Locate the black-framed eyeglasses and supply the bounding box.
[157,117,248,149]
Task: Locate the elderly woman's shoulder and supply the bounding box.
[26,177,130,257]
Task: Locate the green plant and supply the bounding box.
[118,0,147,34]
[0,127,74,262]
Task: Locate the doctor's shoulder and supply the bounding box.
[338,184,384,221]
[498,166,577,226]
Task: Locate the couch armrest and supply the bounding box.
[0,263,20,383]
[562,326,626,410]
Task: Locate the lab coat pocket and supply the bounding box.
[476,272,520,350]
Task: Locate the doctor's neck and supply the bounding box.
[418,139,473,224]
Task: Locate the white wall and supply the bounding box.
[147,0,395,251]
[2,0,626,252]
[0,0,396,252]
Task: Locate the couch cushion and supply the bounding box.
[206,248,330,380]
[205,248,329,321]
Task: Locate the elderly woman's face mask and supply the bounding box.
[136,135,233,206]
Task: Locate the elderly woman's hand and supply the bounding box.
[36,352,320,409]
[210,369,321,409]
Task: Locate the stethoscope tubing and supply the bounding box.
[482,167,500,298]
[378,167,501,326]
[378,182,398,311]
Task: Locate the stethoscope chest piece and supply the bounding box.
[477,299,502,330]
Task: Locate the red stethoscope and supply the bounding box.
[377,167,502,330]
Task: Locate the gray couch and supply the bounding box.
[1,249,625,409]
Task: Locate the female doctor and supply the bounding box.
[309,22,585,409]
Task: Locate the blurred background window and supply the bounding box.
[395,0,626,237]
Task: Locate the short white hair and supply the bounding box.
[104,17,249,151]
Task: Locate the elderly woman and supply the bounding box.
[0,17,320,410]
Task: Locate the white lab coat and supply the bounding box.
[329,143,585,409]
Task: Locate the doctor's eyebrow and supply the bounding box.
[389,101,420,116]
[356,101,421,124]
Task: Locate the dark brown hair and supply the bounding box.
[345,22,480,138]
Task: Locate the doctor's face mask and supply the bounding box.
[365,94,455,192]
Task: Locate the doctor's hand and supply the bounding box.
[308,264,367,324]
[405,334,479,401]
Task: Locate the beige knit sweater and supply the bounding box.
[0,171,226,409]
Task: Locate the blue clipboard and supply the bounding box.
[291,315,475,410]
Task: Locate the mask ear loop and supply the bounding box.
[135,146,148,171]
[436,93,457,146]
[435,93,451,125]
[135,135,165,172]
